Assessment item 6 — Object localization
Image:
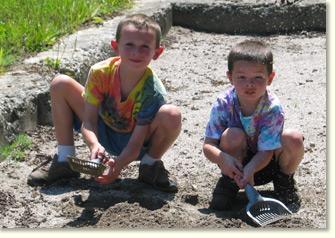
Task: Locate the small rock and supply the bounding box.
[182,194,199,205]
[191,184,197,191]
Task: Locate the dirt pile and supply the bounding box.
[0,26,326,229]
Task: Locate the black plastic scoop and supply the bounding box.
[245,184,292,226]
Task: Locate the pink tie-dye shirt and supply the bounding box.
[205,87,284,153]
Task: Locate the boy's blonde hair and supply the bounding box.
[116,14,162,48]
[228,40,273,74]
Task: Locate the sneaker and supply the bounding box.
[209,175,239,211]
[273,171,301,212]
[138,160,178,193]
[27,154,80,186]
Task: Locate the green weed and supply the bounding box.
[44,57,61,70]
[0,0,132,73]
[0,134,32,162]
[0,48,15,73]
[92,16,105,25]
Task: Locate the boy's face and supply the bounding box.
[111,24,163,71]
[227,60,275,105]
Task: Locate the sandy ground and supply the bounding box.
[0,26,326,229]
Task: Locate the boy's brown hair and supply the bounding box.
[115,14,162,48]
[228,40,273,74]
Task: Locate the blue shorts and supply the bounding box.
[73,114,148,160]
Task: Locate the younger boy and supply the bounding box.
[28,14,181,193]
[203,40,304,211]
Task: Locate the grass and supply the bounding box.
[0,134,32,162]
[44,57,62,70]
[0,0,132,73]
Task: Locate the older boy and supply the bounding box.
[203,40,304,211]
[28,14,181,193]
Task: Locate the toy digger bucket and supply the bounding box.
[68,156,108,176]
[245,184,292,227]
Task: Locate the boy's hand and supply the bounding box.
[95,158,122,184]
[234,163,255,189]
[90,143,106,161]
[218,153,243,180]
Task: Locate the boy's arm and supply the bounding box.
[95,124,148,184]
[81,101,105,160]
[236,150,274,188]
[116,124,148,169]
[203,137,243,179]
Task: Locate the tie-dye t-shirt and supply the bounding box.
[205,87,284,153]
[83,57,166,133]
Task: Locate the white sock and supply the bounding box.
[140,153,158,166]
[57,145,75,162]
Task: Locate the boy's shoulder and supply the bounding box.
[215,86,236,103]
[262,90,284,114]
[90,57,120,71]
[266,90,282,106]
[142,67,167,95]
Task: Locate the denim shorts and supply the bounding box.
[73,114,148,160]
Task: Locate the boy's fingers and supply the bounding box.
[249,177,255,186]
[233,174,240,183]
[95,175,113,184]
[233,175,243,189]
[102,153,112,163]
[97,150,105,159]
[239,179,247,189]
[95,167,120,184]
[95,178,109,184]
[90,151,97,160]
[232,167,243,177]
[105,158,115,167]
[235,161,243,171]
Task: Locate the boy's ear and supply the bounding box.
[111,40,118,53]
[153,46,164,60]
[267,71,275,85]
[226,71,233,84]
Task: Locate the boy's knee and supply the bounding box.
[282,129,304,150]
[220,127,246,150]
[50,74,74,93]
[158,104,181,130]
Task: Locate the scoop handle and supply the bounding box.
[245,184,263,203]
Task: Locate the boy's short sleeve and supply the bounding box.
[136,94,166,125]
[257,105,284,151]
[205,97,228,140]
[83,68,104,106]
[135,74,167,126]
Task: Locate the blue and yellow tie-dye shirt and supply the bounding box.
[83,57,166,133]
[205,87,284,153]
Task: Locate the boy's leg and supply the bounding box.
[138,104,181,192]
[51,74,85,161]
[275,129,304,174]
[51,74,85,146]
[273,129,304,212]
[145,104,182,158]
[27,74,85,186]
[219,127,248,162]
[210,128,246,210]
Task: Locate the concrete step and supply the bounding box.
[0,0,325,145]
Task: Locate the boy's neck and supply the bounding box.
[118,63,147,99]
[238,98,260,117]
